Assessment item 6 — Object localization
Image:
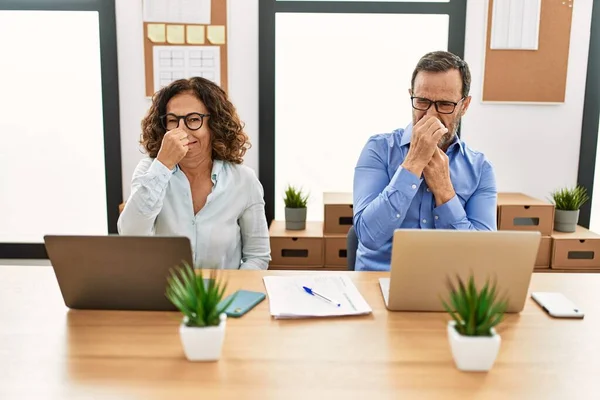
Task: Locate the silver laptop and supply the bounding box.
[44,235,193,311]
[379,229,541,313]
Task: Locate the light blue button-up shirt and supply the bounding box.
[118,158,271,270]
[353,123,497,271]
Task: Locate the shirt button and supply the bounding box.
[192,220,196,225]
[411,184,417,189]
[426,188,430,192]
[435,215,439,220]
[396,213,401,218]
[422,219,427,224]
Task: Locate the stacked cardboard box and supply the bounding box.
[551,226,600,270]
[497,192,600,271]
[323,192,354,269]
[268,221,325,270]
[268,192,354,271]
[497,193,554,269]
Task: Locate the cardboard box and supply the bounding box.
[269,221,323,266]
[324,192,353,235]
[497,193,554,235]
[324,235,348,267]
[551,226,600,270]
[535,236,552,268]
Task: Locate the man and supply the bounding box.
[352,51,497,271]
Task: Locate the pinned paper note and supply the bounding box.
[153,46,221,91]
[166,25,185,44]
[207,25,225,45]
[147,23,166,43]
[186,25,205,44]
[143,0,211,25]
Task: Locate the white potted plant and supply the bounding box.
[441,275,508,372]
[165,261,235,362]
[284,184,309,230]
[550,185,589,232]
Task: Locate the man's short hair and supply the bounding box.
[411,51,471,98]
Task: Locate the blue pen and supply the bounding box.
[302,286,341,307]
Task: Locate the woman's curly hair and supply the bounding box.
[140,77,250,164]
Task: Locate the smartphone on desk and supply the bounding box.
[220,290,266,318]
[531,292,584,319]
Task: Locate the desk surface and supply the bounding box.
[1,266,599,400]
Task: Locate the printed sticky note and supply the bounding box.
[207,25,225,44]
[147,23,166,43]
[186,25,205,44]
[166,25,185,44]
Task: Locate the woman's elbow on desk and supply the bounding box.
[240,256,271,270]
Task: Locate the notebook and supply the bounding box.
[262,275,372,319]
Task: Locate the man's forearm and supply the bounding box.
[433,186,456,207]
[354,168,422,249]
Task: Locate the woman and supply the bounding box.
[118,77,271,270]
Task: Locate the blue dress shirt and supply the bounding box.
[353,123,497,271]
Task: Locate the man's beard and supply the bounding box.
[412,115,461,150]
[438,117,460,149]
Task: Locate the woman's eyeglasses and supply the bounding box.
[160,112,210,131]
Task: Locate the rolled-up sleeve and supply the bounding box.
[118,158,174,235]
[353,137,422,250]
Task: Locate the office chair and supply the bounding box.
[347,225,358,271]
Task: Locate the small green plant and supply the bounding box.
[550,186,589,211]
[284,185,309,208]
[165,261,234,327]
[441,275,508,337]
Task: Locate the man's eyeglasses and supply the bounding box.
[410,96,465,115]
[160,112,210,131]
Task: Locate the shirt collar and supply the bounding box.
[399,122,465,156]
[399,123,413,147]
[211,159,223,183]
[447,135,465,156]
[174,159,224,182]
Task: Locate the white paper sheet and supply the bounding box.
[143,0,211,24]
[153,45,221,91]
[263,275,372,319]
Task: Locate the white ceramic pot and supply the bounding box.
[179,313,227,362]
[447,321,501,372]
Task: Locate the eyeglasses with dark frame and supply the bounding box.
[159,112,211,131]
[410,95,466,115]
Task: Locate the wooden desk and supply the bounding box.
[1,266,599,399]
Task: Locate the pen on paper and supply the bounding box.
[302,286,341,307]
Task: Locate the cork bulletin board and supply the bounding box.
[482,0,574,102]
[142,0,228,97]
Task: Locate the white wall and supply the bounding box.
[115,0,259,199]
[115,0,595,215]
[463,0,593,203]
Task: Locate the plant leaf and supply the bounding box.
[441,273,507,337]
[165,261,229,327]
